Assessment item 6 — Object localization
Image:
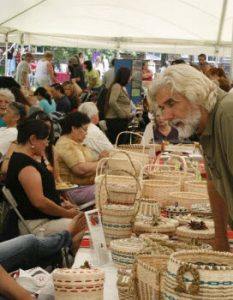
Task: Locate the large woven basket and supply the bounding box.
[110,237,146,269]
[102,204,135,244]
[184,180,208,194]
[162,250,233,299]
[168,192,209,209]
[53,267,104,300]
[141,179,181,207]
[137,255,169,300]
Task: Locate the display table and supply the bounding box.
[72,248,119,300]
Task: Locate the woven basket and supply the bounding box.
[53,267,104,300]
[168,192,209,209]
[117,269,138,300]
[134,217,178,236]
[184,180,208,194]
[176,225,215,245]
[141,179,181,207]
[162,250,233,299]
[102,204,135,244]
[137,255,169,300]
[139,233,169,243]
[135,198,161,221]
[110,237,146,269]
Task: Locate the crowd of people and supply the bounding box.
[0,50,233,298]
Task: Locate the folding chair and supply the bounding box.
[2,186,73,268]
[2,186,32,234]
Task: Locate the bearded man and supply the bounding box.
[149,63,233,251]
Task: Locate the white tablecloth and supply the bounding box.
[72,248,119,300]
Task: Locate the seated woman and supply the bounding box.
[34,86,56,114]
[62,80,82,111]
[142,110,179,144]
[5,119,86,241]
[55,111,108,208]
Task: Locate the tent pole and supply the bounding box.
[231,18,233,80]
[4,33,8,76]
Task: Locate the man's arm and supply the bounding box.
[207,179,230,251]
[0,265,33,300]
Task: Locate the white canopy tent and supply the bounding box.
[0,0,233,62]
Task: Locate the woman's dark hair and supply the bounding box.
[171,59,186,65]
[84,60,93,71]
[61,111,90,135]
[17,119,50,145]
[34,87,52,104]
[114,67,131,86]
[27,111,55,166]
[50,83,64,94]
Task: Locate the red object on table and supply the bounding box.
[56,72,70,83]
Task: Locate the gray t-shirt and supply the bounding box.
[15,61,30,86]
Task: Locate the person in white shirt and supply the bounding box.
[78,102,113,157]
[0,102,26,158]
[102,58,115,88]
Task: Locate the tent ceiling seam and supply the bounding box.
[0,0,48,27]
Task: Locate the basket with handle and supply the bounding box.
[148,154,196,190]
[137,255,169,300]
[162,250,233,299]
[168,191,209,209]
[114,131,150,169]
[95,151,141,210]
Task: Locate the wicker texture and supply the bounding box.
[134,217,178,236]
[141,180,181,207]
[102,204,135,244]
[184,180,208,194]
[176,225,215,244]
[110,237,146,269]
[137,255,169,300]
[53,267,104,300]
[162,250,233,299]
[168,192,209,209]
[135,198,160,221]
[117,269,138,300]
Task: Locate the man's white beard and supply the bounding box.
[172,109,201,139]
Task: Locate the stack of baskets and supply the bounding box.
[98,151,141,245]
[162,250,233,299]
[184,180,208,194]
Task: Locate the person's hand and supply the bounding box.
[66,208,79,218]
[61,200,75,210]
[68,212,87,236]
[71,78,76,84]
[99,150,109,159]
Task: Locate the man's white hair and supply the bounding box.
[149,64,218,112]
[0,88,15,102]
[78,102,98,119]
